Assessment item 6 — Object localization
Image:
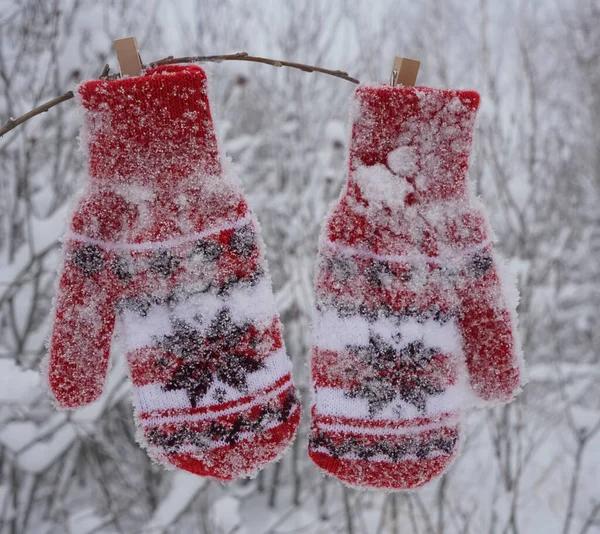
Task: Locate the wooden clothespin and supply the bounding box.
[390,57,420,87]
[113,37,143,77]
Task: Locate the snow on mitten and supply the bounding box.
[44,65,300,480]
[308,85,523,490]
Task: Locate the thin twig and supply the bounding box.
[0,51,359,138]
[148,51,360,83]
[0,91,74,137]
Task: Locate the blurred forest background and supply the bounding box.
[0,0,599,533]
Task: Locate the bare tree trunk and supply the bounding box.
[437,476,447,534]
[343,487,354,534]
[268,462,282,509]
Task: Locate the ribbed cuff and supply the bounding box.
[78,65,221,185]
[348,85,480,205]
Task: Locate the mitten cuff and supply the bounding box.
[348,85,480,206]
[78,65,221,185]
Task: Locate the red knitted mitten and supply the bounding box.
[309,85,523,490]
[44,65,300,480]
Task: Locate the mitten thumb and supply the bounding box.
[456,247,522,403]
[45,191,126,408]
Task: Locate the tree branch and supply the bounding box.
[148,52,360,83]
[0,91,74,138]
[0,52,359,138]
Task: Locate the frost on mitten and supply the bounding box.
[44,65,300,480]
[308,85,523,490]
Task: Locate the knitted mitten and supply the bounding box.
[308,85,523,490]
[44,65,300,480]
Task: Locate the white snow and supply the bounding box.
[145,472,208,532]
[210,496,248,534]
[353,163,414,207]
[387,145,419,176]
[0,360,40,404]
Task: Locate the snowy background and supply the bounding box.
[0,0,599,533]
